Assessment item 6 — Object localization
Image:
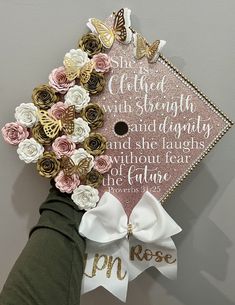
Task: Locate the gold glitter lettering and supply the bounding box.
[84,253,108,278]
[165,254,176,264]
[106,256,127,280]
[130,245,176,264]
[84,253,127,280]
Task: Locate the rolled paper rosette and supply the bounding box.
[1,24,113,209]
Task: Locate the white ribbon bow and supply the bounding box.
[79,191,182,302]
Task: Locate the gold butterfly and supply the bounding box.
[37,105,75,139]
[61,156,92,177]
[133,33,166,62]
[63,59,95,82]
[87,8,132,49]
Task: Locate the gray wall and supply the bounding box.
[0,0,234,304]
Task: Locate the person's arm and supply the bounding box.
[0,182,86,305]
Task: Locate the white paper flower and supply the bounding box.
[71,185,99,210]
[69,117,90,143]
[63,48,90,70]
[71,148,94,172]
[15,103,38,128]
[17,138,44,163]
[64,85,90,112]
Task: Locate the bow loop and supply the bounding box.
[79,192,128,243]
[130,191,182,243]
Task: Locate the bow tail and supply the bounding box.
[81,239,130,302]
[128,237,178,281]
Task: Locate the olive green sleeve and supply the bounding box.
[0,184,86,305]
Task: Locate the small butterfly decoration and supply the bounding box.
[37,105,75,139]
[133,32,166,63]
[87,8,132,49]
[61,155,92,177]
[63,60,95,82]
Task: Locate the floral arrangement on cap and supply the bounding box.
[1,30,113,210]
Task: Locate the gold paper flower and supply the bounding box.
[83,132,107,156]
[78,33,103,57]
[81,71,105,95]
[85,169,103,188]
[32,84,59,110]
[32,123,54,145]
[37,151,60,178]
[80,103,104,129]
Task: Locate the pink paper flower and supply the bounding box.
[52,135,76,158]
[55,170,80,193]
[49,66,75,94]
[48,102,67,120]
[93,53,111,73]
[1,122,29,145]
[94,155,112,173]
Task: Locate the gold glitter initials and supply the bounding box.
[84,253,127,280]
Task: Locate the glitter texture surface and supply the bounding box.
[93,39,232,216]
